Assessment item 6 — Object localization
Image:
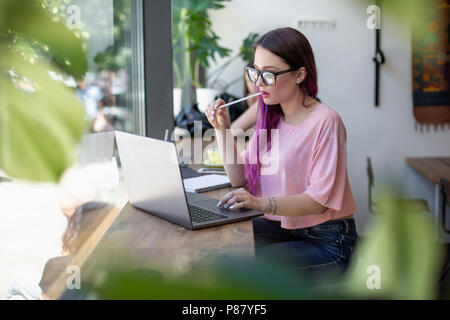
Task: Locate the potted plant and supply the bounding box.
[206,32,260,93]
[172,0,232,113]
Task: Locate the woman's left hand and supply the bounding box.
[217,187,263,211]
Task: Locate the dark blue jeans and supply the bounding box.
[252,217,358,278]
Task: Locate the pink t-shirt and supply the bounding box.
[243,103,357,229]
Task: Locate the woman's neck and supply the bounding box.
[280,87,315,123]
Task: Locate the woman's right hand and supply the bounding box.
[205,99,231,131]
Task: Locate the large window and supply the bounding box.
[44,0,146,135]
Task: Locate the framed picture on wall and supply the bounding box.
[412,0,449,130]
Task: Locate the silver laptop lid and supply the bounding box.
[115,131,192,229]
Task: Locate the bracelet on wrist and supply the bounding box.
[267,197,273,214]
[271,197,278,216]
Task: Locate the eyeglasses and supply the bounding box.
[246,66,298,86]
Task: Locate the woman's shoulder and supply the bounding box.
[314,103,347,138]
[316,103,343,124]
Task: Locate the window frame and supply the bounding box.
[142,0,174,139]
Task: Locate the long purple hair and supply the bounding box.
[244,27,318,195]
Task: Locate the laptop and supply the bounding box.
[115,131,263,230]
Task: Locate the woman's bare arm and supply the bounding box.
[230,102,258,135]
[215,128,247,187]
[259,193,328,216]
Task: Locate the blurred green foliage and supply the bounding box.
[376,0,433,30]
[89,256,324,300]
[343,189,444,299]
[85,188,445,300]
[0,0,88,181]
[93,0,132,71]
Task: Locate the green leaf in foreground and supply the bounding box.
[0,0,88,182]
[0,54,87,182]
[89,254,328,300]
[342,189,444,299]
[84,187,445,300]
[1,0,88,79]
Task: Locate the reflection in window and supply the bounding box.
[43,0,146,135]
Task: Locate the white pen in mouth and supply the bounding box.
[210,92,262,121]
[216,92,262,110]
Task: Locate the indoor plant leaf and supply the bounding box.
[0,54,87,182]
[0,0,88,182]
[1,0,87,79]
[342,189,444,299]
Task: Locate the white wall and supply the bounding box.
[208,0,450,235]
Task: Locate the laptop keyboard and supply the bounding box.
[188,204,227,224]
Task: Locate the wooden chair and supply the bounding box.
[366,157,430,214]
[440,178,450,234]
[438,178,450,298]
[366,157,376,213]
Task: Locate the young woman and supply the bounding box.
[205,27,358,276]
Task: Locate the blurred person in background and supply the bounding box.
[93,95,115,132]
[76,78,103,122]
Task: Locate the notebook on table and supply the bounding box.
[183,174,231,193]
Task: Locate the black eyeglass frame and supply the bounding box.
[245,66,298,86]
